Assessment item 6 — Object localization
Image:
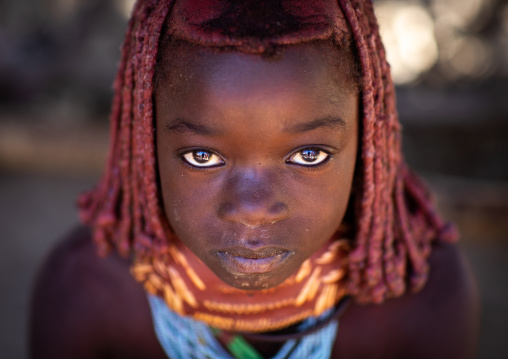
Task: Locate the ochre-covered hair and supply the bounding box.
[78,0,457,303]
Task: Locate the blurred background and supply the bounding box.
[1,0,507,357]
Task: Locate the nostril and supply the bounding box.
[269,202,289,222]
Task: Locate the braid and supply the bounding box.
[338,0,457,302]
[338,0,376,298]
[128,0,154,256]
[79,0,174,257]
[78,0,457,304]
[140,0,172,248]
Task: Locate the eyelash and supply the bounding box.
[180,147,332,169]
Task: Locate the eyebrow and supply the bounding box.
[285,116,347,133]
[164,118,222,136]
[165,116,346,135]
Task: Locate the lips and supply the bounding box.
[216,247,292,275]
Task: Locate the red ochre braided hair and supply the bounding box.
[78,0,457,303]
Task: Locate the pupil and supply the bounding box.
[301,149,319,162]
[193,150,211,163]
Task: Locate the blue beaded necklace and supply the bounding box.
[148,294,339,359]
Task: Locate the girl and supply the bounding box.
[30,0,479,358]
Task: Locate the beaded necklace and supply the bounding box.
[148,294,340,359]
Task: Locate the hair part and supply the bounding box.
[79,0,457,304]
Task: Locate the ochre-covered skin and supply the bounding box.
[138,40,358,331]
[31,1,480,358]
[78,0,456,304]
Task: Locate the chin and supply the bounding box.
[217,269,292,291]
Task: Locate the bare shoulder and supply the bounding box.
[29,226,166,359]
[334,241,480,359]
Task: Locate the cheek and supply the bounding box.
[159,164,221,238]
[315,175,352,224]
[311,160,356,233]
[161,170,210,229]
[156,136,215,232]
[285,171,353,248]
[296,145,357,216]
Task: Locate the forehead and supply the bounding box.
[154,41,360,147]
[155,40,358,104]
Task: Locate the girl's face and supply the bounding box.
[155,42,359,290]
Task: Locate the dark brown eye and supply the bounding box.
[300,149,320,162]
[287,148,330,166]
[182,150,224,168]
[193,150,211,163]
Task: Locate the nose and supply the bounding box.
[218,168,289,226]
